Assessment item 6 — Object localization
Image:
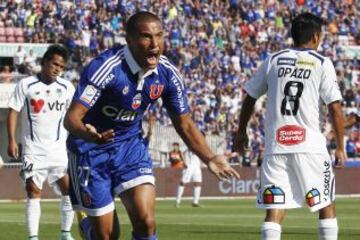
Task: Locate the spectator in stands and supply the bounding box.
[24,49,39,74]
[0,65,12,83]
[0,1,358,162]
[13,45,27,74]
[346,135,357,158]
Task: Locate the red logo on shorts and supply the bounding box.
[276,125,305,145]
[30,99,45,113]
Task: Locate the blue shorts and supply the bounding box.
[68,137,155,216]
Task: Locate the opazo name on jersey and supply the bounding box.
[102,105,138,121]
[278,67,311,79]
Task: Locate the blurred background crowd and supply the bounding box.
[0,0,359,165]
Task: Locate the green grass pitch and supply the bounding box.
[0,198,359,239]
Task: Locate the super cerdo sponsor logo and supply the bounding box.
[276,125,305,145]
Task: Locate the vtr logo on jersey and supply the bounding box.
[276,125,306,145]
[149,84,164,99]
[102,105,138,121]
[30,99,65,113]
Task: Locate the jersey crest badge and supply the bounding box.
[132,93,142,110]
[56,88,62,98]
[149,84,164,100]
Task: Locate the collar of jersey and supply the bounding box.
[124,45,158,77]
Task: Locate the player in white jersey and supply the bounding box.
[175,148,203,207]
[233,13,345,240]
[7,45,75,240]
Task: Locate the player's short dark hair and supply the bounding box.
[41,44,68,65]
[291,13,326,46]
[125,11,161,36]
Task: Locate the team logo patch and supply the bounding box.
[80,85,98,105]
[56,88,62,98]
[81,191,92,207]
[276,125,305,145]
[306,189,321,207]
[263,186,285,204]
[132,93,142,109]
[149,84,164,99]
[30,99,45,113]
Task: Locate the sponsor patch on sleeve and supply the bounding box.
[80,85,98,105]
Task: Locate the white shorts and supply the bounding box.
[257,153,335,212]
[181,166,202,183]
[21,154,68,190]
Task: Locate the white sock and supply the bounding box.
[318,218,338,240]
[26,198,41,237]
[193,186,201,204]
[261,222,281,240]
[176,186,184,204]
[60,195,74,232]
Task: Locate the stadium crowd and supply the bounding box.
[0,0,359,162]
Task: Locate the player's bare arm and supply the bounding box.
[233,94,257,154]
[169,112,240,180]
[328,101,346,168]
[64,101,115,144]
[7,108,19,159]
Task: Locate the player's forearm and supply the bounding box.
[171,114,215,164]
[7,109,18,143]
[64,114,96,142]
[237,94,256,134]
[328,102,345,150]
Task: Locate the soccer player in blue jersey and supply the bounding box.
[64,11,239,240]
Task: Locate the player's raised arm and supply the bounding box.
[169,112,240,180]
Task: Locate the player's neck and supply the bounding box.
[37,72,56,84]
[293,44,317,51]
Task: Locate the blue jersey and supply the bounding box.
[67,45,189,153]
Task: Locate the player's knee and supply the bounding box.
[133,215,156,234]
[110,224,120,240]
[25,180,41,198]
[319,203,336,219]
[265,209,286,224]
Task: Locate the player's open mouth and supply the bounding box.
[146,52,159,66]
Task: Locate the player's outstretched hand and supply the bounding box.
[85,124,115,144]
[232,132,249,155]
[334,147,346,168]
[207,155,240,180]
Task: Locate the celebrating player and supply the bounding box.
[233,13,345,240]
[7,45,75,240]
[64,11,239,240]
